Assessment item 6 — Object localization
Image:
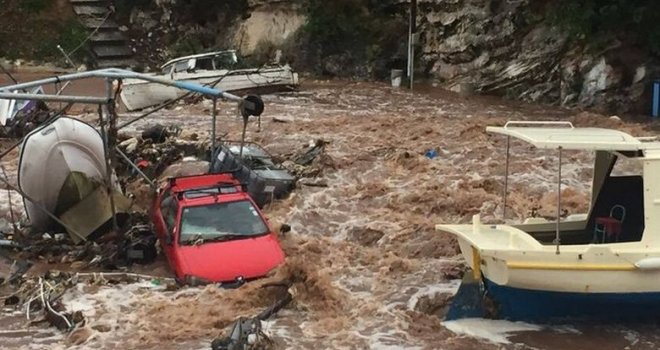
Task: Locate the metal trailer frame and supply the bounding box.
[0,68,259,239]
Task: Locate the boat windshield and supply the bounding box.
[179,200,268,244]
[213,52,238,69]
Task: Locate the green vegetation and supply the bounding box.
[1,17,89,63]
[548,1,660,55]
[56,19,90,62]
[300,0,406,76]
[19,0,50,12]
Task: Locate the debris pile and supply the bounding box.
[0,100,52,138]
[281,139,336,179]
[2,271,176,337]
[117,124,209,182]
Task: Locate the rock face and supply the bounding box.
[419,0,564,99]
[233,2,306,54]
[120,0,305,67]
[417,0,658,114]
[116,0,658,114]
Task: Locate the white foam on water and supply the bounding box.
[549,324,582,334]
[442,318,542,344]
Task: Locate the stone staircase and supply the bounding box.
[69,0,136,68]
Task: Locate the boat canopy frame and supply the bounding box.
[492,121,660,254]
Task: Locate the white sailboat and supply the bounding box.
[437,121,660,320]
[119,50,298,111]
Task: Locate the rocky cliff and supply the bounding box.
[3,0,655,115]
[416,0,657,115]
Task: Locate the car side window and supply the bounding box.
[160,192,177,233]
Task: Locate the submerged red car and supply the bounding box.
[151,172,285,285]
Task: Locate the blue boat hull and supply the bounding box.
[484,278,660,322]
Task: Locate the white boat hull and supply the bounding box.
[441,220,660,294]
[439,220,660,320]
[119,66,299,111]
[18,117,109,229]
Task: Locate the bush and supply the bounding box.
[300,0,406,77]
[32,19,89,63]
[19,0,50,12]
[58,19,89,61]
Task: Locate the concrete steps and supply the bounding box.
[92,44,133,58]
[72,5,111,16]
[95,58,140,69]
[69,0,136,68]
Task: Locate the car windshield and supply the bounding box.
[179,200,268,244]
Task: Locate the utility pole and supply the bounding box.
[407,0,417,91]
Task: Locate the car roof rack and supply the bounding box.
[176,182,249,199]
[167,171,241,186]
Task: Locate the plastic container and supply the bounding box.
[391,69,403,88]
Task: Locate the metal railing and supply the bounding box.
[503,121,574,129]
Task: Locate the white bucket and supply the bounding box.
[391,69,403,87]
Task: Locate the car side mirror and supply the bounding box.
[280,224,291,235]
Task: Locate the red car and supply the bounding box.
[151,172,285,286]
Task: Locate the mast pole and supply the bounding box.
[555,147,563,254]
[503,136,510,220]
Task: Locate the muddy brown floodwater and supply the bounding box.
[1,78,660,349]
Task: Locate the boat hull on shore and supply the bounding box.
[120,66,298,111]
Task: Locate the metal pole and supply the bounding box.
[0,69,245,103]
[409,0,417,91]
[555,147,562,255]
[56,45,77,68]
[0,93,108,104]
[115,147,155,189]
[407,13,412,79]
[100,79,118,233]
[503,136,510,220]
[211,97,217,165]
[239,116,248,159]
[410,41,415,92]
[54,82,61,109]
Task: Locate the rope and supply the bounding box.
[39,277,73,330]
